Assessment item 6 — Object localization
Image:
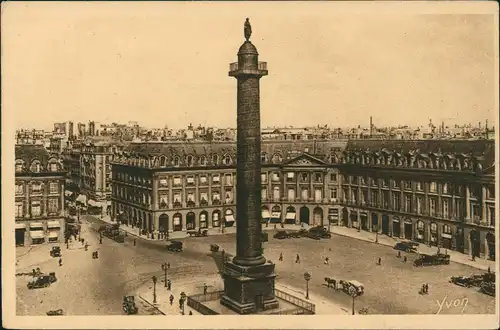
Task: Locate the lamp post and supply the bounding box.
[350,290,358,315]
[180,291,187,314]
[303,271,311,300]
[161,261,170,287]
[152,275,157,304]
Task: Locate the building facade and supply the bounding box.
[15,145,66,246]
[110,139,495,260]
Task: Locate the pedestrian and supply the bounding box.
[203,283,208,295]
[397,251,401,258]
[82,238,85,246]
[324,257,329,265]
[59,257,62,267]
[295,254,300,264]
[274,224,277,229]
[437,247,441,254]
[167,279,172,291]
[189,311,193,315]
[279,253,283,261]
[425,284,429,294]
[488,266,491,273]
[133,239,136,246]
[169,294,174,305]
[472,254,476,262]
[99,237,102,244]
[403,256,407,263]
[377,257,382,265]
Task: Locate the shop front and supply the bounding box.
[186,212,196,230]
[381,214,390,235]
[212,210,221,228]
[441,224,453,249]
[429,222,438,246]
[404,218,413,240]
[360,212,368,231]
[15,222,26,246]
[173,213,183,231]
[47,220,62,243]
[262,207,271,224]
[328,208,339,226]
[392,216,401,237]
[350,211,359,229]
[224,209,235,227]
[285,206,296,225]
[30,222,45,245]
[270,205,281,224]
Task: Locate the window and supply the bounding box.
[261,173,267,182]
[187,192,194,202]
[200,156,208,166]
[223,155,232,165]
[49,163,58,171]
[351,188,358,203]
[261,187,268,200]
[416,182,423,191]
[200,192,208,204]
[370,191,378,205]
[31,162,41,173]
[186,155,194,167]
[315,173,322,183]
[225,190,233,203]
[173,177,181,186]
[32,182,42,194]
[470,185,480,199]
[403,181,411,190]
[200,213,208,228]
[212,175,220,184]
[15,202,23,217]
[15,183,24,195]
[382,191,389,208]
[429,182,437,193]
[442,183,449,195]
[173,157,180,167]
[488,185,495,199]
[330,188,337,200]
[330,173,337,182]
[212,192,220,202]
[15,162,23,172]
[212,154,219,165]
[225,174,233,185]
[200,175,207,184]
[49,182,58,194]
[31,201,41,217]
[287,188,295,201]
[416,196,423,215]
[370,178,377,187]
[187,176,195,185]
[286,172,295,182]
[382,179,389,187]
[159,195,168,209]
[404,194,412,213]
[173,192,182,204]
[301,188,309,200]
[359,176,366,185]
[489,207,495,226]
[361,190,367,204]
[159,178,168,187]
[48,198,58,214]
[392,180,400,189]
[429,198,436,216]
[392,192,400,210]
[301,173,309,182]
[443,199,449,218]
[272,172,280,182]
[212,211,220,227]
[273,187,280,200]
[315,189,322,202]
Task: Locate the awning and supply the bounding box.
[224,215,235,226]
[270,212,281,223]
[262,210,271,219]
[88,199,105,207]
[404,219,412,224]
[441,233,452,239]
[30,230,45,239]
[48,231,59,238]
[393,218,400,223]
[65,190,73,197]
[76,194,87,204]
[15,223,26,229]
[30,222,44,229]
[47,221,61,228]
[416,233,423,239]
[285,212,296,220]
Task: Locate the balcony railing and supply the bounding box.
[229,61,268,72]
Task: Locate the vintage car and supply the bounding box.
[393,241,419,253]
[450,276,474,288]
[27,272,57,289]
[273,231,289,240]
[123,296,139,315]
[288,229,308,238]
[187,229,208,237]
[339,280,365,297]
[50,246,61,258]
[309,226,332,239]
[46,309,64,316]
[413,253,450,267]
[305,231,322,240]
[261,232,269,243]
[480,282,495,297]
[166,240,183,252]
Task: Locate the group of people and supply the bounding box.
[420,283,430,295]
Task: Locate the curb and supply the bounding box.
[137,295,166,315]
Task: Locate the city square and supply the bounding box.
[15,215,495,315]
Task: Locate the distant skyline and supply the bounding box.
[3,2,498,131]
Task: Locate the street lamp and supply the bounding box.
[180,291,187,314]
[161,261,170,287]
[303,271,311,300]
[350,290,358,315]
[152,275,157,304]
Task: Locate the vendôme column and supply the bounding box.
[220,18,279,314]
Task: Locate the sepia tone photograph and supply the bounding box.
[1,1,499,329]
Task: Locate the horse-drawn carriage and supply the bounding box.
[339,280,365,297]
[187,229,208,237]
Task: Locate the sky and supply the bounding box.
[2,1,498,131]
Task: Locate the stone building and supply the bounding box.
[15,145,66,246]
[110,139,495,260]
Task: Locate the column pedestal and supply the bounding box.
[220,261,279,314]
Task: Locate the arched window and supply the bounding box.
[261,153,268,163]
[223,154,232,165]
[173,156,180,167]
[272,153,282,164]
[159,156,167,167]
[212,154,219,165]
[30,160,41,173]
[15,160,24,173]
[199,155,207,166]
[186,155,194,167]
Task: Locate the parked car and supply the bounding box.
[339,280,365,296]
[309,226,331,238]
[123,296,138,315]
[450,276,473,288]
[393,241,419,253]
[273,231,289,240]
[289,229,308,238]
[480,282,495,297]
[413,253,450,267]
[27,272,57,289]
[166,240,183,252]
[50,246,61,258]
[305,231,322,240]
[187,229,208,237]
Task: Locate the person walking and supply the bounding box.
[403,256,407,263]
[425,284,429,294]
[203,283,208,295]
[59,257,62,267]
[189,311,193,315]
[324,257,329,265]
[169,294,174,305]
[295,254,300,264]
[397,251,401,258]
[279,253,283,262]
[377,257,382,265]
[167,279,172,291]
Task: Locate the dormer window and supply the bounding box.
[223,155,232,165]
[15,161,23,173]
[186,155,194,167]
[200,156,208,166]
[30,161,41,173]
[173,156,180,167]
[49,163,58,172]
[212,154,219,165]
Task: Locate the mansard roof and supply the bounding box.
[15,145,50,166]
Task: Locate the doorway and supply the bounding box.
[299,206,310,225]
[381,215,389,235]
[15,229,25,246]
[404,221,412,240]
